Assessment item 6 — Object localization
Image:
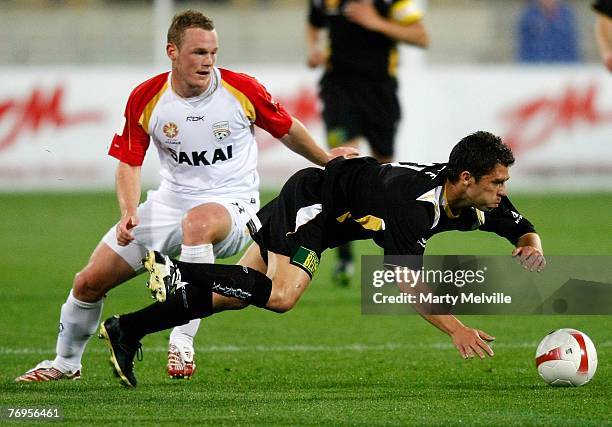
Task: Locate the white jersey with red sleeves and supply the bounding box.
[109,67,293,200]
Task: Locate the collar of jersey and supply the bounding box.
[169,67,220,105]
[441,185,460,219]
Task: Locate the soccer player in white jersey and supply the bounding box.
[15,10,357,383]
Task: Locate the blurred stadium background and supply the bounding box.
[0,0,605,65]
[1,1,611,424]
[1,0,610,191]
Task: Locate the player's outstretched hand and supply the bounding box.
[116,215,139,246]
[512,246,546,272]
[328,146,360,161]
[451,326,495,359]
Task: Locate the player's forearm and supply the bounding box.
[397,275,463,336]
[115,162,142,218]
[280,118,330,166]
[306,24,323,56]
[513,232,546,272]
[374,20,429,48]
[516,232,543,252]
[306,25,327,69]
[421,314,464,336]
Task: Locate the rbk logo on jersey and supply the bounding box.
[212,121,231,140]
[186,116,205,122]
[167,145,233,166]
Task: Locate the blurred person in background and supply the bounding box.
[517,0,581,63]
[15,9,356,384]
[593,0,612,71]
[306,0,429,286]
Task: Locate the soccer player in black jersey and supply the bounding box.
[306,0,429,285]
[99,131,546,388]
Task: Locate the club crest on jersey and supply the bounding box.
[163,122,179,139]
[212,121,231,140]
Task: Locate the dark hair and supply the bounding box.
[446,131,515,182]
[167,10,215,48]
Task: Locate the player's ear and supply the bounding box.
[167,43,178,60]
[459,171,472,186]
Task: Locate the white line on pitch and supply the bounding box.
[1,341,611,355]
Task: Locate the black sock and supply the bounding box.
[119,281,212,342]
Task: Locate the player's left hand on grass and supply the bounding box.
[328,146,360,160]
[451,326,495,360]
[512,246,546,272]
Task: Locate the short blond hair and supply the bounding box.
[167,10,215,48]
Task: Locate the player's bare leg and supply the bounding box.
[16,243,135,383]
[238,241,268,274]
[264,252,312,313]
[73,242,137,301]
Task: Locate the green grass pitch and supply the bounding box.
[1,191,611,425]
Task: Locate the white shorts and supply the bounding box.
[101,188,260,271]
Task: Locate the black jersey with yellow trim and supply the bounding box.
[309,0,423,81]
[320,157,536,256]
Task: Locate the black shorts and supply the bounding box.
[251,167,328,278]
[320,74,400,158]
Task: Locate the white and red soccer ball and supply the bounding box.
[535,328,598,387]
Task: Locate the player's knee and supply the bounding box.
[268,300,296,314]
[181,206,227,243]
[181,213,214,241]
[72,270,106,302]
[267,281,301,313]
